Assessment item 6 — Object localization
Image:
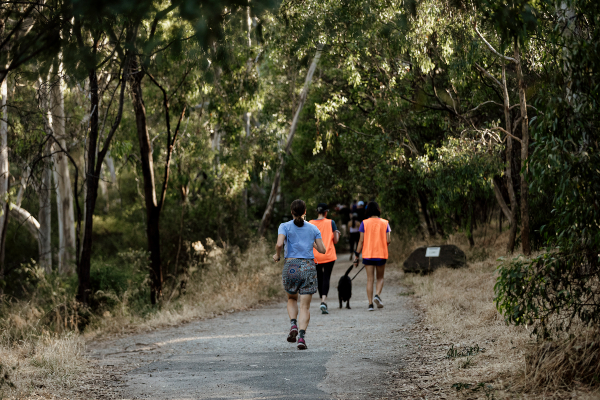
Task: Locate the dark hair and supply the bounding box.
[291,199,307,227]
[365,201,381,218]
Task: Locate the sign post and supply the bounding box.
[425,247,441,270]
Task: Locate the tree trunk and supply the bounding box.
[104,152,117,182]
[258,43,323,236]
[9,203,40,239]
[50,67,76,274]
[417,190,435,237]
[129,61,162,304]
[38,140,53,274]
[77,68,100,304]
[501,63,518,253]
[0,75,8,265]
[493,178,512,222]
[514,42,531,256]
[174,184,188,278]
[467,210,475,248]
[98,167,109,213]
[0,198,8,294]
[9,166,42,252]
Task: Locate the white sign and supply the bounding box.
[425,247,441,257]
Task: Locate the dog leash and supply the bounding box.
[351,264,365,281]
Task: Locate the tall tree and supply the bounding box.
[49,62,76,273]
[258,43,323,236]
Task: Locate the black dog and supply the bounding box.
[337,265,354,309]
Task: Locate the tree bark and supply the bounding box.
[0,76,6,282]
[9,203,40,239]
[0,196,8,294]
[50,65,76,274]
[417,190,436,237]
[514,41,530,256]
[77,68,100,303]
[493,178,512,222]
[258,43,323,236]
[130,60,162,304]
[0,75,8,262]
[467,207,475,248]
[38,140,53,274]
[501,62,519,253]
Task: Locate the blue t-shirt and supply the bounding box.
[278,220,322,259]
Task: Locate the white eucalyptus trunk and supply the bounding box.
[98,166,109,213]
[50,69,75,274]
[0,77,8,245]
[9,204,40,241]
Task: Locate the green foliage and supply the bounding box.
[495,0,600,335]
[495,252,600,337]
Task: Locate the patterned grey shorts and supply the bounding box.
[282,258,317,295]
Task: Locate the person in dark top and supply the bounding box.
[348,213,361,260]
[356,200,366,221]
[338,203,350,234]
[310,203,341,315]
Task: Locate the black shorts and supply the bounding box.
[363,258,387,266]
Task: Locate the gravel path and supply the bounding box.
[88,258,415,399]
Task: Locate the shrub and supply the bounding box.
[495,251,600,338]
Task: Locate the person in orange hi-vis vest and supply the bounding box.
[310,203,341,315]
[353,201,391,311]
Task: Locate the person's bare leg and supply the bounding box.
[287,293,298,320]
[298,294,312,330]
[321,295,327,303]
[375,265,386,296]
[365,265,375,305]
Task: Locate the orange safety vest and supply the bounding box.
[362,217,389,259]
[311,218,337,263]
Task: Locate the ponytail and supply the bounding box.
[290,199,307,227]
[294,215,305,227]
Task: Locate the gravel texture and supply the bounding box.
[87,259,415,399]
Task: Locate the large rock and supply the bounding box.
[403,244,466,273]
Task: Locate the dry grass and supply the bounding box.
[85,237,281,336]
[0,333,86,398]
[388,224,600,399]
[519,329,600,394]
[0,238,282,399]
[390,223,600,399]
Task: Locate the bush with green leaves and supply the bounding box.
[494,0,600,336]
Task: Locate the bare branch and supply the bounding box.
[474,23,517,63]
[96,55,130,171]
[509,103,544,114]
[466,100,504,114]
[491,127,523,143]
[474,62,502,89]
[158,106,186,212]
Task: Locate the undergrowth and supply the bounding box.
[0,237,281,398]
[396,223,600,398]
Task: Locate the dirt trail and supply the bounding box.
[88,258,415,399]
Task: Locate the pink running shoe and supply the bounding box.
[287,325,298,343]
[297,337,307,350]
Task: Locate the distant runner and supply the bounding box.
[274,199,326,350]
[348,213,360,260]
[310,203,341,315]
[353,201,391,311]
[356,200,366,221]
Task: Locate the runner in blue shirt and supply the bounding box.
[273,199,326,350]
